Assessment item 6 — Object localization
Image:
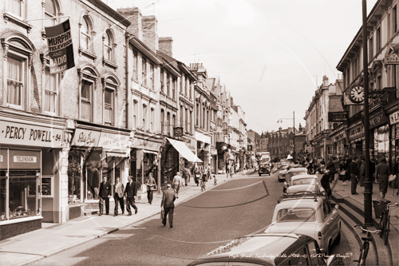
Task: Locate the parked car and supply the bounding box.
[264,197,341,254]
[258,163,271,176]
[277,165,288,182]
[285,174,325,194]
[283,168,309,192]
[188,233,343,266]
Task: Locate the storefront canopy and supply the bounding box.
[167,138,202,163]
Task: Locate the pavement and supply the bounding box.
[0,170,256,266]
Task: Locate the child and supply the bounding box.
[213,175,217,185]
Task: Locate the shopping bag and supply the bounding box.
[160,208,165,220]
[388,174,396,182]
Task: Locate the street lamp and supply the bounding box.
[277,111,296,161]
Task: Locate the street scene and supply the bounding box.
[0,0,399,265]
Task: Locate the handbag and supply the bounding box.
[388,174,396,182]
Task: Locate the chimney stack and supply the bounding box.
[159,37,173,57]
[142,16,158,52]
[323,75,329,87]
[117,7,143,40]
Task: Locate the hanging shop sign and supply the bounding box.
[131,138,161,151]
[98,132,129,151]
[328,112,348,122]
[173,127,183,138]
[0,121,63,148]
[45,19,75,74]
[349,124,364,142]
[71,128,100,147]
[332,131,347,142]
[389,110,399,125]
[369,111,388,130]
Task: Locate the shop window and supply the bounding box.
[43,57,60,115]
[104,88,114,126]
[44,0,57,27]
[9,171,39,219]
[68,150,81,204]
[103,30,113,62]
[85,150,101,200]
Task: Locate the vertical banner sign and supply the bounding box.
[45,19,75,74]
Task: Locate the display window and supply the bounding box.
[374,125,390,161]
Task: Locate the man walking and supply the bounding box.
[145,173,157,204]
[125,176,138,215]
[326,156,337,183]
[172,172,182,198]
[113,177,125,216]
[99,176,111,215]
[161,184,176,228]
[348,156,359,195]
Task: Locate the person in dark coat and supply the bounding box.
[393,157,399,195]
[320,169,332,199]
[98,176,111,215]
[161,184,176,228]
[375,157,390,198]
[359,156,365,187]
[124,176,138,215]
[348,156,359,195]
[326,157,336,183]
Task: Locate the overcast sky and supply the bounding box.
[109,0,378,134]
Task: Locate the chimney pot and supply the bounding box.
[117,7,143,40]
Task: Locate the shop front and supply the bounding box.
[182,136,198,175]
[348,122,364,157]
[195,132,211,169]
[0,113,65,239]
[68,126,130,219]
[370,109,389,161]
[389,110,399,166]
[216,137,230,174]
[130,135,162,193]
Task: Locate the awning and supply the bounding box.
[143,150,158,155]
[107,151,129,158]
[167,138,202,163]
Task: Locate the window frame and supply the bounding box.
[143,104,147,130]
[103,30,113,62]
[80,16,93,53]
[7,0,25,19]
[103,77,118,126]
[149,62,154,90]
[166,73,170,96]
[142,57,147,86]
[160,68,164,93]
[150,107,154,132]
[42,56,60,115]
[78,68,98,122]
[6,53,26,109]
[133,100,138,129]
[44,0,58,28]
[172,77,176,100]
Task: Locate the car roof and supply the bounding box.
[189,234,313,266]
[276,197,321,209]
[287,168,307,173]
[291,174,319,180]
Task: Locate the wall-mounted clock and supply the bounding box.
[349,86,364,103]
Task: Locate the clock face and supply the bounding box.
[349,86,365,103]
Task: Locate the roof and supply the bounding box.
[287,168,308,173]
[189,234,311,266]
[276,197,320,209]
[88,0,131,27]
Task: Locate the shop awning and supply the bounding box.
[107,151,129,158]
[143,150,158,155]
[167,138,202,163]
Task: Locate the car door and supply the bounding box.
[307,240,326,266]
[320,200,333,250]
[327,201,340,241]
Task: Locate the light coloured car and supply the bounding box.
[188,233,344,266]
[286,174,325,194]
[283,168,309,192]
[277,165,288,182]
[265,197,341,254]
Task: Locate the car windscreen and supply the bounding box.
[276,208,316,223]
[292,178,317,186]
[291,171,308,176]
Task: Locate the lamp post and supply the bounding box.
[277,111,296,161]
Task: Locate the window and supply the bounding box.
[143,104,147,130]
[133,51,138,80]
[167,112,171,135]
[142,57,147,86]
[189,80,192,99]
[376,27,381,53]
[149,63,154,90]
[150,107,154,132]
[180,75,183,93]
[80,16,91,51]
[161,109,165,134]
[8,0,24,18]
[44,66,59,114]
[160,69,164,93]
[377,75,382,90]
[369,36,373,62]
[104,89,114,126]
[185,77,188,96]
[172,77,176,100]
[196,103,199,127]
[7,56,24,107]
[203,107,205,129]
[185,108,188,133]
[44,0,57,27]
[172,114,176,136]
[104,31,113,61]
[133,100,138,129]
[394,6,398,33]
[80,80,93,121]
[166,73,170,96]
[180,106,184,131]
[190,111,193,133]
[388,13,391,40]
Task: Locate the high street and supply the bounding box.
[27,171,353,266]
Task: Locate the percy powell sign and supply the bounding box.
[0,121,63,147]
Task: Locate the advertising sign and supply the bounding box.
[131,137,161,151]
[45,19,75,74]
[328,112,348,122]
[9,150,40,169]
[99,132,129,151]
[71,129,100,147]
[0,121,64,148]
[389,110,399,125]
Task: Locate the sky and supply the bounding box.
[108,0,378,134]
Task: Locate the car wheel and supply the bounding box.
[259,173,261,176]
[334,231,341,245]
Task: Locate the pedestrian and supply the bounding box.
[348,156,359,195]
[375,157,390,199]
[320,169,332,199]
[213,174,217,185]
[393,157,399,195]
[98,176,111,216]
[359,156,365,187]
[161,184,176,228]
[326,156,337,183]
[145,173,157,204]
[338,158,346,185]
[226,163,230,178]
[125,176,138,215]
[172,172,182,198]
[113,177,125,216]
[182,168,188,186]
[194,167,201,186]
[201,168,209,191]
[344,156,352,185]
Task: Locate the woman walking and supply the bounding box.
[375,157,390,198]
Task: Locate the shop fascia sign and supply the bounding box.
[99,132,129,150]
[369,111,388,129]
[333,132,347,142]
[349,124,364,140]
[71,129,129,150]
[131,137,161,151]
[389,110,399,125]
[0,121,63,148]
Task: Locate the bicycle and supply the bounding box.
[353,224,380,266]
[378,200,398,245]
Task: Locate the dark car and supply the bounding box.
[258,163,271,176]
[188,233,344,266]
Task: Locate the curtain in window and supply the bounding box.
[7,57,23,106]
